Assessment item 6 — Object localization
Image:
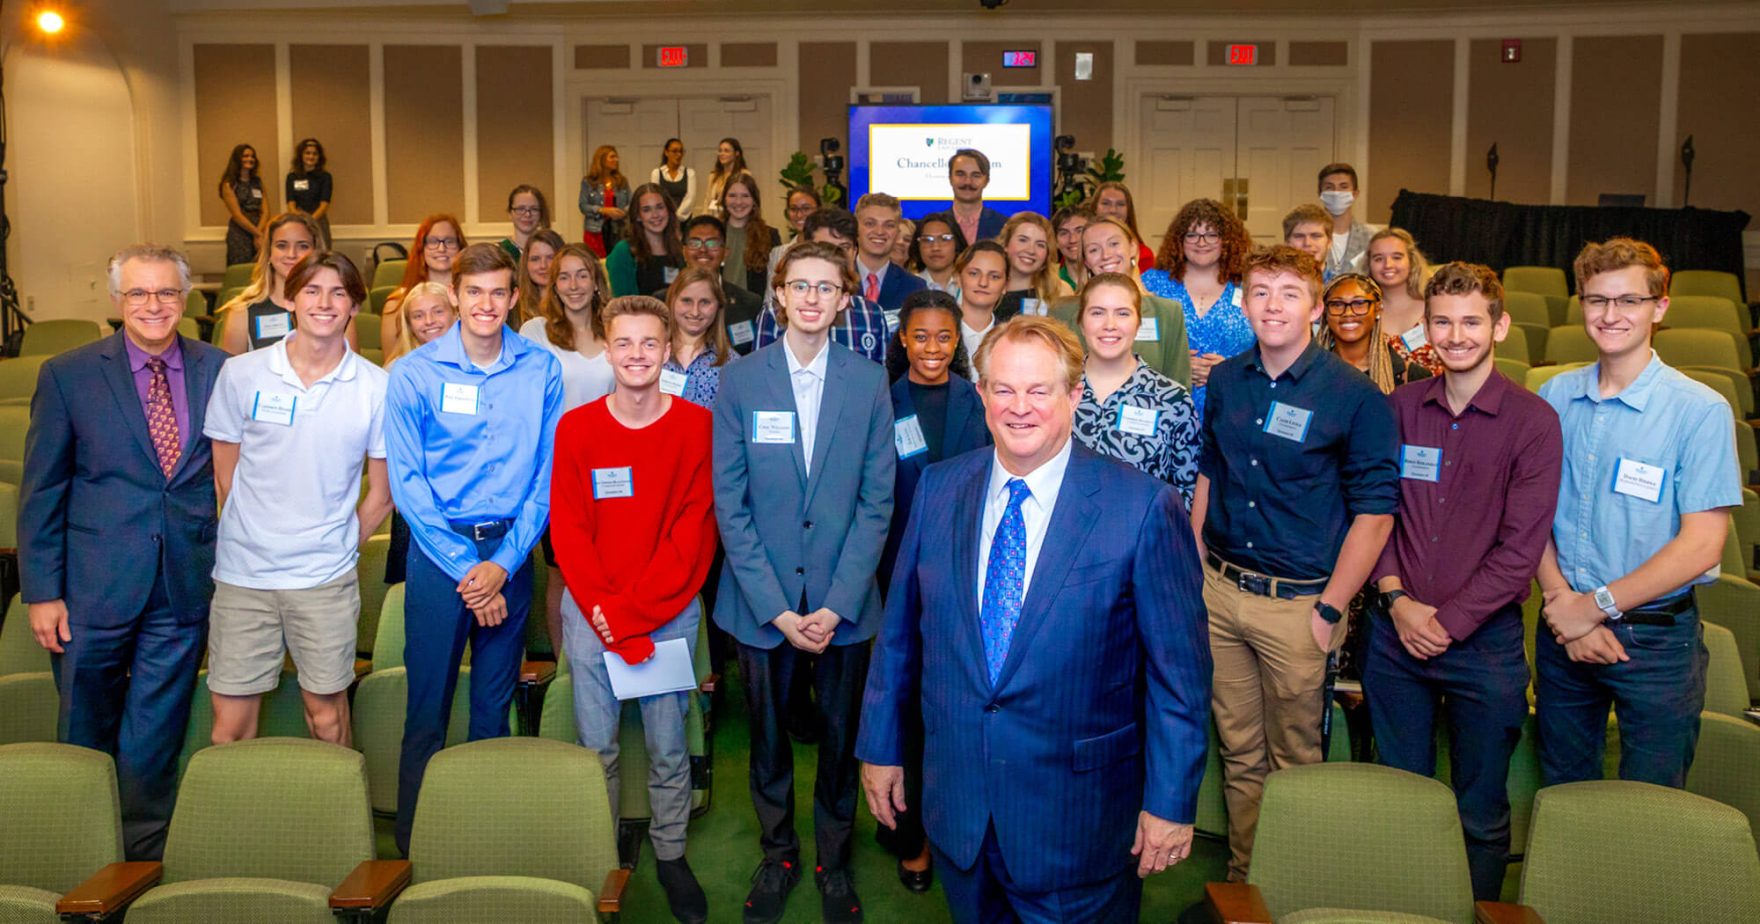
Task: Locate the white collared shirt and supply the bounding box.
[960,317,994,382]
[857,257,891,300]
[204,333,389,589]
[785,336,830,475]
[976,437,1074,610]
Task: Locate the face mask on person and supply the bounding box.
[1320,190,1355,216]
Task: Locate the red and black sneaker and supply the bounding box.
[743,857,802,923]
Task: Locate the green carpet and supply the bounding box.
[609,666,1229,923]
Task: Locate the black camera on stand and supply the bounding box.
[1053,134,1089,207]
[819,137,848,207]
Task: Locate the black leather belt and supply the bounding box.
[1206,552,1327,600]
[449,518,513,542]
[1618,591,1696,627]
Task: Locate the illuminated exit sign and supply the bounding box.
[1226,44,1260,66]
[657,46,689,68]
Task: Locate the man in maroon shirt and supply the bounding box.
[1364,262,1563,901]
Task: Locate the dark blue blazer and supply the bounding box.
[857,444,1211,891]
[19,332,225,627]
[878,375,989,587]
[867,265,927,311]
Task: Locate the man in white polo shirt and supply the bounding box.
[203,251,393,746]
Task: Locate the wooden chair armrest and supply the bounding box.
[353,657,373,679]
[1531,359,1557,367]
[700,672,720,694]
[1476,900,1546,923]
[596,867,632,914]
[0,546,16,557]
[329,859,412,911]
[1203,881,1273,924]
[519,659,556,686]
[56,861,162,918]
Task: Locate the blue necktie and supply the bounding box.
[980,478,1031,685]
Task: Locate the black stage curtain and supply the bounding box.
[1389,190,1750,298]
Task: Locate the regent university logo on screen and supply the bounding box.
[869,123,1030,201]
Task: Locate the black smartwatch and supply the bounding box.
[1315,601,1344,625]
[1380,589,1408,612]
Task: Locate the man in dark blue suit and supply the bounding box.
[859,316,1211,922]
[947,149,1009,245]
[20,244,226,861]
[852,192,927,313]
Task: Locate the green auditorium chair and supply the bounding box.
[1494,325,1530,364]
[372,260,407,290]
[1653,328,1749,405]
[1664,294,1755,367]
[1565,295,1582,325]
[0,594,57,745]
[369,285,397,315]
[1542,326,1598,366]
[221,262,255,289]
[183,288,208,317]
[1670,269,1746,309]
[355,533,393,662]
[326,737,630,922]
[0,405,27,486]
[1203,763,1484,924]
[19,319,105,357]
[176,317,199,340]
[1493,358,1530,385]
[1500,290,1552,352]
[355,312,383,350]
[1686,713,1760,846]
[1700,573,1760,701]
[1702,622,1751,718]
[1501,267,1567,299]
[1481,781,1760,924]
[0,354,46,405]
[215,286,245,311]
[59,738,382,923]
[1679,370,1755,466]
[359,347,384,367]
[0,743,127,924]
[1194,718,1230,840]
[177,669,314,776]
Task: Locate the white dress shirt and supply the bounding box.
[785,336,829,475]
[960,316,994,382]
[856,257,891,300]
[976,437,1074,610]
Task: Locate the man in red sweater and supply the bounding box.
[550,295,717,924]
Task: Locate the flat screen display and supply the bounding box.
[846,104,1054,219]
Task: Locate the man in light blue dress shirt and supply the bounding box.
[384,243,565,854]
[1535,238,1740,788]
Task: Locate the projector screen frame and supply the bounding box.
[846,102,1056,220]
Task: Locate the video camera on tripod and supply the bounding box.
[1053,134,1090,207]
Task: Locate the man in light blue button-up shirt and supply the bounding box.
[1535,238,1740,789]
[384,243,564,854]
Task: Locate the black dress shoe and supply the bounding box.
[656,856,708,924]
[817,865,864,923]
[896,857,934,893]
[743,857,802,924]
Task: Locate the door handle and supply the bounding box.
[1235,178,1250,221]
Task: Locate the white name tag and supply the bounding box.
[893,414,927,459]
[1400,444,1441,482]
[291,178,311,191]
[1612,457,1665,503]
[1400,324,1428,352]
[1022,297,1044,317]
[254,311,291,341]
[1231,286,1244,308]
[248,187,263,199]
[659,368,688,396]
[752,410,796,444]
[1115,404,1159,436]
[728,320,755,345]
[1263,400,1313,443]
[663,265,680,284]
[884,309,901,332]
[592,466,634,499]
[251,391,297,426]
[440,382,480,415]
[1136,317,1160,342]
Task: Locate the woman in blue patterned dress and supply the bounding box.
[661,266,731,408]
[1140,198,1255,416]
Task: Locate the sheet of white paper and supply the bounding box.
[603,637,697,700]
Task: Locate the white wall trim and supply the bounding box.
[1449,37,1469,197]
[368,42,388,226]
[273,42,292,198]
[1654,30,1682,208]
[1549,35,1572,205]
[460,41,479,228]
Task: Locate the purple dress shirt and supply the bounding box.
[123,334,191,451]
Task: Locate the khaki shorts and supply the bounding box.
[208,574,360,696]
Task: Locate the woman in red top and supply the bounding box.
[549,295,716,923]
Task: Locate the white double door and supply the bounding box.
[1134,95,1336,249]
[583,96,773,212]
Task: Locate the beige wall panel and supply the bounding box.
[1054,41,1112,156]
[1675,32,1760,216]
[1465,37,1556,203]
[1566,35,1662,205]
[1367,39,1454,223]
[476,45,556,220]
[1135,41,1194,67]
[194,43,279,227]
[799,42,857,154]
[384,44,465,223]
[1289,41,1348,67]
[721,43,778,68]
[289,44,374,226]
[870,42,950,105]
[574,44,631,70]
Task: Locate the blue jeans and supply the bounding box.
[1535,603,1707,789]
[559,593,697,861]
[394,536,533,854]
[1363,603,1528,901]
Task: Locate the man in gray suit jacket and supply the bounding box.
[712,240,895,924]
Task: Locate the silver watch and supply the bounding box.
[1593,585,1622,621]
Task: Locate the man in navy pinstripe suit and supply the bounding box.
[858,316,1211,923]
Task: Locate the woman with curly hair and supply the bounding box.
[1141,198,1254,415]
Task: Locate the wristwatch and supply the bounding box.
[1315,601,1344,625]
[1380,589,1408,612]
[1593,585,1622,621]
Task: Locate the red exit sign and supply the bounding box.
[1226,44,1260,66]
[657,45,689,68]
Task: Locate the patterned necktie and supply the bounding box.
[865,272,880,303]
[980,478,1031,684]
[145,356,181,477]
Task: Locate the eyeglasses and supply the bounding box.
[509,206,542,216]
[684,238,725,250]
[424,237,461,250]
[787,204,816,215]
[1581,294,1660,311]
[1183,232,1221,245]
[1324,298,1376,316]
[784,280,843,299]
[122,288,185,306]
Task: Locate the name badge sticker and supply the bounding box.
[1231,287,1244,308]
[291,178,311,192]
[1612,457,1665,503]
[659,368,688,396]
[728,320,755,346]
[752,410,797,444]
[592,466,634,500]
[1400,324,1428,353]
[1115,404,1159,436]
[884,309,901,332]
[893,415,928,459]
[440,382,480,416]
[1136,317,1160,342]
[1022,297,1044,317]
[250,391,297,426]
[662,265,680,284]
[1400,444,1442,482]
[1263,401,1314,443]
[254,311,291,341]
[248,187,263,199]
